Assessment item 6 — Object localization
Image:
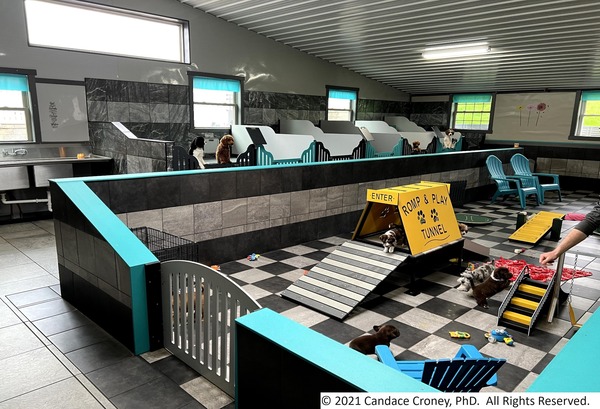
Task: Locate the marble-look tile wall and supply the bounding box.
[410,101,449,127]
[86,79,411,173]
[243,90,410,129]
[86,78,189,173]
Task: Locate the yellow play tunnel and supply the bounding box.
[352,181,463,255]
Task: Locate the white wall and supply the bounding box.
[0,0,408,101]
[487,92,584,144]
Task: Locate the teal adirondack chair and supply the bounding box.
[375,344,506,392]
[486,155,539,209]
[510,153,562,204]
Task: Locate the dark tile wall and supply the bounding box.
[87,149,518,264]
[51,181,140,351]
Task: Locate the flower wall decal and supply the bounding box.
[517,102,548,126]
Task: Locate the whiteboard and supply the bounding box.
[36,82,89,142]
[487,92,577,142]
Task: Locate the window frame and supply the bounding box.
[571,90,600,140]
[188,72,244,131]
[24,0,190,64]
[450,93,494,132]
[326,86,358,122]
[0,67,40,144]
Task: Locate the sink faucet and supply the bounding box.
[2,148,28,157]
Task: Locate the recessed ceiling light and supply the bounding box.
[422,42,491,60]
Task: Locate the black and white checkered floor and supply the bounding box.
[217,189,600,395]
[2,190,599,409]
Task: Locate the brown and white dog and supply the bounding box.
[216,134,235,164]
[469,266,513,308]
[349,324,400,355]
[379,223,408,253]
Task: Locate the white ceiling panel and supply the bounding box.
[177,0,600,94]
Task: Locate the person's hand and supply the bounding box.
[539,250,559,265]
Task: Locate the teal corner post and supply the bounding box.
[55,179,158,354]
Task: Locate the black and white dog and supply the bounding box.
[188,136,206,169]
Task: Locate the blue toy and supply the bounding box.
[485,329,514,346]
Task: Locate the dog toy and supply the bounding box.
[485,329,514,346]
[247,253,260,261]
[449,331,470,339]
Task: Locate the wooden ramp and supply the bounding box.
[281,240,408,320]
[509,211,565,244]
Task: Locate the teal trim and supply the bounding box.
[56,179,156,354]
[453,93,492,103]
[528,308,600,392]
[236,308,435,392]
[193,76,240,92]
[581,90,600,101]
[329,89,357,100]
[0,74,29,91]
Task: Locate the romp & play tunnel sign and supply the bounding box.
[364,181,462,254]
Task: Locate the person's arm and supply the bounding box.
[539,228,588,265]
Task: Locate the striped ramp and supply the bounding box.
[281,240,408,320]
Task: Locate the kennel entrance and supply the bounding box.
[161,260,261,397]
[134,227,261,397]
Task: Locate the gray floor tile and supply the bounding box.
[0,377,105,409]
[19,297,76,321]
[87,356,161,398]
[33,309,93,337]
[110,376,195,409]
[65,339,132,374]
[49,324,111,353]
[0,347,71,402]
[6,286,61,308]
[0,323,44,360]
[0,300,20,329]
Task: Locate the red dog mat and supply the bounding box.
[495,257,593,282]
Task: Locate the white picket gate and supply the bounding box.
[161,260,261,397]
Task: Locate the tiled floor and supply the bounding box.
[1,190,599,408]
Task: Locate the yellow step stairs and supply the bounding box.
[509,211,565,244]
[518,283,546,297]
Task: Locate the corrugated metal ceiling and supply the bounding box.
[176,0,600,95]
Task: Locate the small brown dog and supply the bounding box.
[469,267,513,308]
[216,134,235,164]
[349,324,400,355]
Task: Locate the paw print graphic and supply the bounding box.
[417,210,426,224]
[430,208,439,222]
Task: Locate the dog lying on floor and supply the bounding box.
[216,134,235,164]
[349,324,400,355]
[469,266,513,308]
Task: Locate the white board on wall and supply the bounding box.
[487,92,577,142]
[36,82,89,143]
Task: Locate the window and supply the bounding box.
[327,87,358,121]
[0,72,37,142]
[452,94,493,131]
[24,0,190,63]
[575,91,600,138]
[190,74,243,129]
